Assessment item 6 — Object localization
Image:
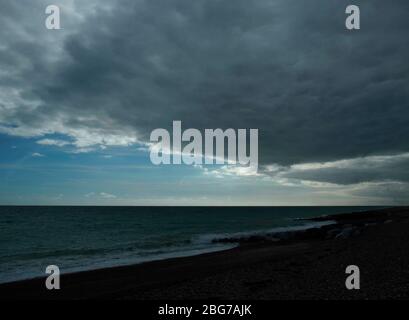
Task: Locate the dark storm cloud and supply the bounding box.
[1,0,409,186]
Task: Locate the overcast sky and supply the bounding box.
[0,0,408,205]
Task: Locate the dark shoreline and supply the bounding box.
[1,206,409,300]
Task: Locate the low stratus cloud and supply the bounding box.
[36,138,71,147]
[278,153,409,185]
[31,152,45,157]
[0,0,409,200]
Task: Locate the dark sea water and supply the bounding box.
[0,206,383,284]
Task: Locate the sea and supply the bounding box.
[0,206,383,284]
